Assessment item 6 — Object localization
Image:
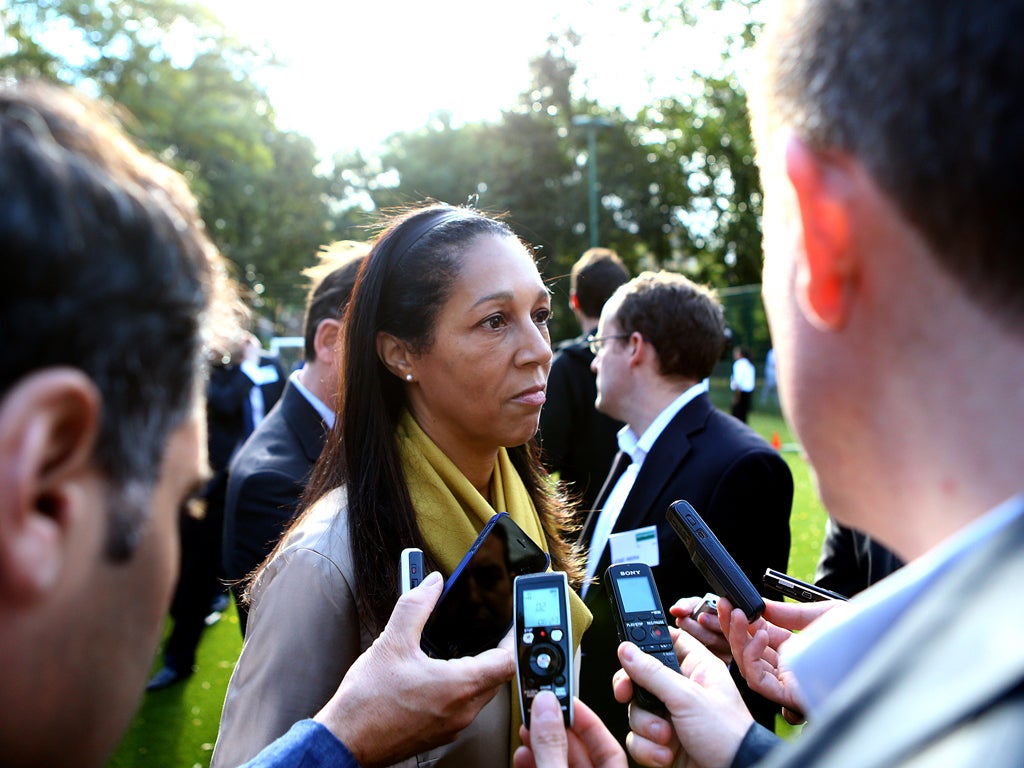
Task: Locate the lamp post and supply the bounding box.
[571,115,613,248]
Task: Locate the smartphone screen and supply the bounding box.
[421,513,550,659]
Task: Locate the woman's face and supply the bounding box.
[406,232,553,460]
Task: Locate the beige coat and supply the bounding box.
[211,487,510,768]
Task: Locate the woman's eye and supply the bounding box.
[534,308,551,326]
[483,314,506,330]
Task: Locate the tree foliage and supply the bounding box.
[329,13,765,340]
[3,0,766,340]
[0,0,331,324]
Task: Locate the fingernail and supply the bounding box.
[620,642,636,662]
[532,690,560,723]
[422,571,442,587]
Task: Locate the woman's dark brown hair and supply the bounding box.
[260,203,583,633]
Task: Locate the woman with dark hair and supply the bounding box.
[212,204,591,768]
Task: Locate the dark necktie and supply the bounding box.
[579,450,632,547]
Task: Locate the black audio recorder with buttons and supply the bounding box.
[605,562,681,712]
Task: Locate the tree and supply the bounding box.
[1,0,332,324]
[323,22,764,337]
[638,72,763,287]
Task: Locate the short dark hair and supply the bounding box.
[758,0,1024,331]
[301,242,370,361]
[570,247,630,319]
[610,271,726,381]
[0,80,231,559]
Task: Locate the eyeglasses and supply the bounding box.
[587,333,631,356]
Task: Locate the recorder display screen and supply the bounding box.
[618,575,657,613]
[523,586,562,627]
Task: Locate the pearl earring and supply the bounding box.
[405,373,413,382]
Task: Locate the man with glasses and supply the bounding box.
[577,270,793,750]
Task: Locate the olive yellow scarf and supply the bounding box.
[395,410,591,762]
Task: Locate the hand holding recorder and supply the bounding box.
[612,632,754,768]
[514,572,574,728]
[718,595,841,718]
[670,593,733,664]
[513,692,627,768]
[317,571,515,767]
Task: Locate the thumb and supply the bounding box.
[386,570,443,639]
[617,642,683,706]
[525,691,569,768]
[456,644,516,688]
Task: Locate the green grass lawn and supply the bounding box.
[108,388,825,766]
[109,607,243,768]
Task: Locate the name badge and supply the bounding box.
[608,525,660,567]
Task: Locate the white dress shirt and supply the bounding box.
[582,380,709,595]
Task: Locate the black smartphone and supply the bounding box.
[514,572,574,728]
[400,547,425,595]
[763,568,848,603]
[666,499,765,622]
[605,562,681,713]
[420,512,550,659]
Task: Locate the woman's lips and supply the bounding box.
[513,385,547,407]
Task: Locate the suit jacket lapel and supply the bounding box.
[584,395,714,577]
[281,382,329,463]
[612,394,713,536]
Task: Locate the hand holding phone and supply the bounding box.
[666,499,765,622]
[514,572,573,728]
[605,562,681,713]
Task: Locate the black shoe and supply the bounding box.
[146,666,191,692]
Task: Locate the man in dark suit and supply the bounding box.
[222,244,367,634]
[539,247,630,512]
[599,3,1024,768]
[578,270,793,749]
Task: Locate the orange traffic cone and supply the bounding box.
[771,431,782,450]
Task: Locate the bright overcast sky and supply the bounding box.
[206,0,749,159]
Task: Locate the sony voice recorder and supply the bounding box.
[605,562,681,712]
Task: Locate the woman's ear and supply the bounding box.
[0,369,101,604]
[375,332,414,382]
[785,135,858,331]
